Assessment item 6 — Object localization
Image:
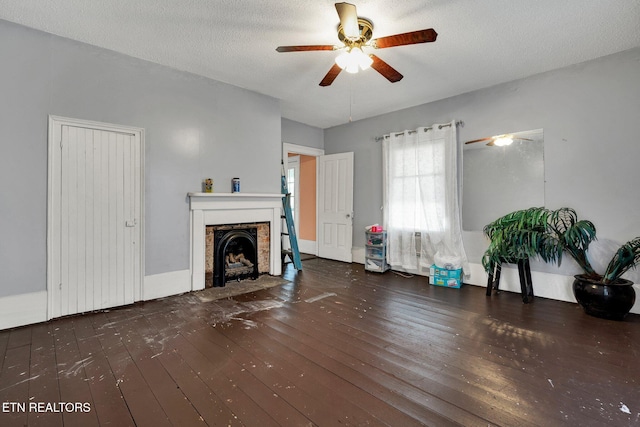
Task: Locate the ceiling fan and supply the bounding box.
[276,2,437,86]
[465,134,533,147]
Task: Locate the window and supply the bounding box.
[386,134,447,235]
[382,123,468,272]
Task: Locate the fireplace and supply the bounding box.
[216,226,258,286]
[205,222,271,287]
[188,192,282,291]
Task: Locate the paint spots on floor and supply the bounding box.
[304,292,337,303]
[208,299,284,328]
[58,356,93,378]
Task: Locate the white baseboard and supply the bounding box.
[466,262,578,302]
[466,262,640,315]
[298,239,317,255]
[1,264,637,331]
[352,246,365,264]
[0,291,47,330]
[351,253,640,315]
[143,269,191,301]
[0,270,194,331]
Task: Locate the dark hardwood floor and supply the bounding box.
[1,258,639,426]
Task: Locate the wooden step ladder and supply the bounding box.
[281,164,302,270]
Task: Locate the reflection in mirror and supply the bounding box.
[462,129,544,231]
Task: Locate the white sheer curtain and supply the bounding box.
[382,120,469,274]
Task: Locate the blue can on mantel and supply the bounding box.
[232,177,240,193]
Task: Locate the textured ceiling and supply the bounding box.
[1,0,640,128]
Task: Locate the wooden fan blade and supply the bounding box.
[276,45,336,52]
[369,54,403,83]
[464,137,493,144]
[335,2,359,39]
[372,29,438,49]
[319,63,343,87]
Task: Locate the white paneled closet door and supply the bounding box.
[53,122,142,318]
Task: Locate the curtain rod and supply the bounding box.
[374,120,464,142]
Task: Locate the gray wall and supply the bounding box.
[281,118,324,150]
[0,20,281,298]
[324,47,640,277]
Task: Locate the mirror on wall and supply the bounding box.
[462,129,544,231]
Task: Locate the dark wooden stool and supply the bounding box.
[486,258,534,303]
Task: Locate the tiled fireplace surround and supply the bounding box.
[188,193,282,291]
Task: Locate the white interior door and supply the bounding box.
[317,152,354,262]
[48,117,143,319]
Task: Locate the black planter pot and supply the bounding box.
[573,274,636,320]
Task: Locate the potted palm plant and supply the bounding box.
[482,207,639,320]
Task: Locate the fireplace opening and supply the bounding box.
[213,227,259,287]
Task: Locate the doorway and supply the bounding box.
[47,116,144,319]
[283,144,323,255]
[282,144,354,262]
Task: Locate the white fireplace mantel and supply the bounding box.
[188,192,283,290]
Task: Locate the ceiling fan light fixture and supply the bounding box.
[335,47,372,73]
[352,47,373,70]
[345,62,359,74]
[335,50,351,69]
